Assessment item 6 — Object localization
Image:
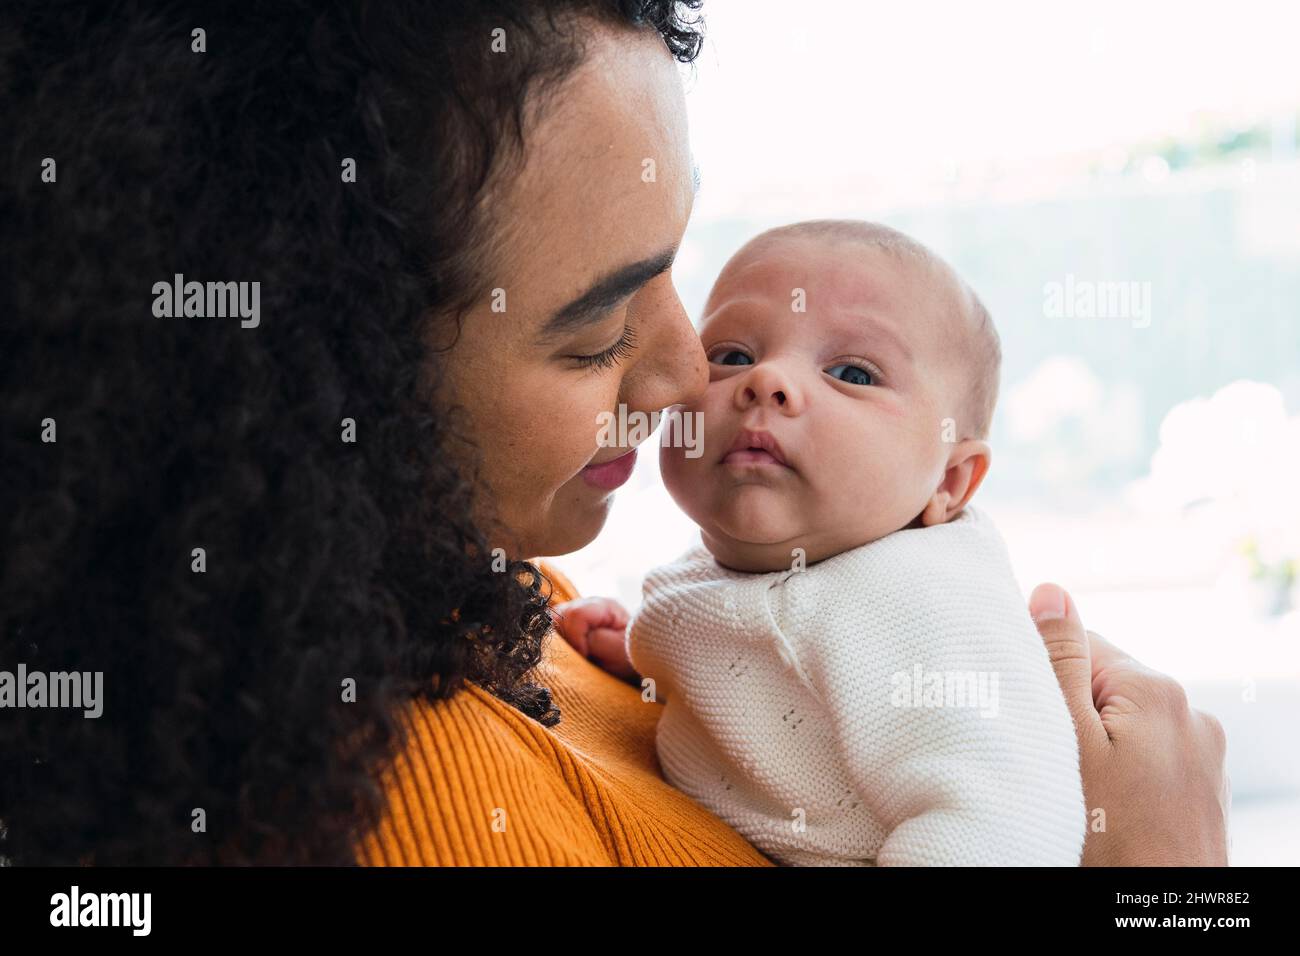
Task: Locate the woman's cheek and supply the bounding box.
[568,375,626,469]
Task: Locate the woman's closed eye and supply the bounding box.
[572,324,638,371]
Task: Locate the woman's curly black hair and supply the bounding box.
[0,0,705,865]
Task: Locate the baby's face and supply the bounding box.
[662,235,975,572]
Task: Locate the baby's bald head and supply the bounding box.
[734,219,1001,440]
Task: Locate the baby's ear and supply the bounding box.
[920,439,991,527]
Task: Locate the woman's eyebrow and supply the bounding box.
[541,247,677,337]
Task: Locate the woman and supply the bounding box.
[0,0,1227,865]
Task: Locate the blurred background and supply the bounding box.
[549,0,1300,864]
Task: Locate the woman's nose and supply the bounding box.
[623,279,708,411]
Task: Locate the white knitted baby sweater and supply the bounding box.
[628,507,1086,866]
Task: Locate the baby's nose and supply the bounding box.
[736,362,801,413]
[742,383,787,406]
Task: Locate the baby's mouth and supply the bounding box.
[720,428,792,469]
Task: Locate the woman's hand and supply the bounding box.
[553,597,639,681]
[1029,583,1230,866]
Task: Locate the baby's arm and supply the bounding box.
[783,518,1086,865]
[553,597,638,681]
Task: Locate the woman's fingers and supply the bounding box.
[1031,583,1230,865]
[1029,582,1106,749]
[1083,626,1141,671]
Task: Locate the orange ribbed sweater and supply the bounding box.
[355,562,773,866]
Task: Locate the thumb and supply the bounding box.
[1029,583,1102,744]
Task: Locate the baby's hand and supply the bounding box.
[553,597,638,681]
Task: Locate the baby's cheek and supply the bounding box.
[659,436,718,533]
[824,425,916,527]
[658,435,697,498]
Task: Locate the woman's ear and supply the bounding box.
[919,439,992,527]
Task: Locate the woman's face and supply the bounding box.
[439,24,706,559]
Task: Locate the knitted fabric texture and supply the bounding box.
[355,561,773,866]
[628,506,1086,866]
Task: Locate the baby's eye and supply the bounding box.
[711,349,753,367]
[826,364,874,386]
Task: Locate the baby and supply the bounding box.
[557,220,1086,866]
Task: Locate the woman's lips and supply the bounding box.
[580,446,638,490]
